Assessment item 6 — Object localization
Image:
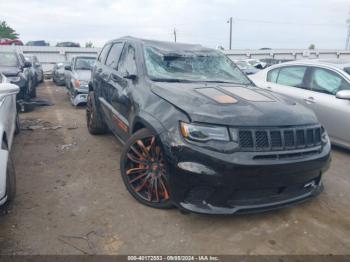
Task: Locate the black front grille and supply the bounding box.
[239,131,254,148]
[270,131,282,148]
[296,130,305,146]
[256,131,269,149]
[284,130,294,147]
[238,126,322,152]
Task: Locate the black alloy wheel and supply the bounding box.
[120,128,172,209]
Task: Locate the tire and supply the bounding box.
[120,128,173,209]
[2,143,16,204]
[40,72,44,83]
[21,79,32,100]
[14,113,20,135]
[30,85,37,98]
[18,81,31,100]
[86,91,107,134]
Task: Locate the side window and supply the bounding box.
[97,44,111,63]
[267,69,279,83]
[117,45,137,75]
[310,68,350,95]
[105,42,124,69]
[18,54,25,66]
[276,66,307,88]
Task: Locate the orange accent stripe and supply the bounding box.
[113,115,129,133]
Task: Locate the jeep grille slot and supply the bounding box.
[239,126,322,152]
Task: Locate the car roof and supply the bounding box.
[276,59,350,70]
[72,55,96,59]
[0,50,17,54]
[107,36,213,53]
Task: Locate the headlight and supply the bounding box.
[180,122,230,142]
[7,76,21,83]
[74,79,88,88]
[74,79,81,88]
[321,126,329,144]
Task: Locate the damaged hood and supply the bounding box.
[73,70,91,82]
[151,83,318,127]
[0,66,21,77]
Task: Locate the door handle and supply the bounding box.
[97,68,102,73]
[266,86,272,90]
[304,97,315,104]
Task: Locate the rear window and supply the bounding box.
[0,52,19,67]
[74,57,95,70]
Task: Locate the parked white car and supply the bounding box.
[246,58,267,69]
[0,75,19,206]
[250,60,350,149]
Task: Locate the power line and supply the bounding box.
[232,18,345,27]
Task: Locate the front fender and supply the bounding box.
[0,149,8,205]
[131,111,166,136]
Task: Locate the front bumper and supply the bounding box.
[71,88,88,106]
[159,130,331,215]
[55,75,66,85]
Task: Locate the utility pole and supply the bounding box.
[174,28,177,43]
[227,17,233,50]
[346,18,350,50]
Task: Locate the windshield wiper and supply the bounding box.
[199,80,250,85]
[150,78,193,83]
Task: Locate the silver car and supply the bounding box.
[64,56,96,106]
[250,60,350,149]
[52,62,68,86]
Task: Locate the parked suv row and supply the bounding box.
[0,51,37,99]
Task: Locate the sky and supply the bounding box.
[0,0,350,49]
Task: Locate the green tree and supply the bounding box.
[308,44,316,50]
[85,41,94,48]
[0,21,19,39]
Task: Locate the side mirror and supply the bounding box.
[336,90,350,100]
[65,65,72,71]
[35,62,41,67]
[0,83,20,97]
[123,71,137,80]
[255,64,263,69]
[24,61,32,68]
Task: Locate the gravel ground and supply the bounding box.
[0,81,349,255]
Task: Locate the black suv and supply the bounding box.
[87,37,331,215]
[0,51,35,99]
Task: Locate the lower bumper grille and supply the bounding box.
[184,176,322,208]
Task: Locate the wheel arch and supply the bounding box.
[1,131,8,149]
[88,81,94,92]
[131,112,165,136]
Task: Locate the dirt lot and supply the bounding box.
[0,81,349,255]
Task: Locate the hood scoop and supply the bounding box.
[196,88,238,104]
[219,86,275,102]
